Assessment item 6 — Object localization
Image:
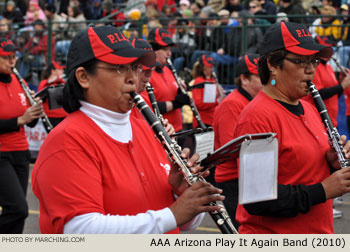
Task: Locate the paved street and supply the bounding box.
[24,165,350,234]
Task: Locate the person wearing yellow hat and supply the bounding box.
[337,4,350,69]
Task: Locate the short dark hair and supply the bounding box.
[62,59,99,113]
[258,50,287,85]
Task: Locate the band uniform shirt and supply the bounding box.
[213,87,251,183]
[192,76,218,128]
[0,74,30,151]
[303,63,339,127]
[32,111,180,234]
[149,66,183,132]
[234,91,333,234]
[37,78,68,118]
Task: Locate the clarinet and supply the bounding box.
[166,58,207,130]
[131,92,238,234]
[307,81,350,168]
[145,83,163,122]
[12,67,53,133]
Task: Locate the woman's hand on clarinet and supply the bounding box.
[162,118,175,136]
[321,167,350,200]
[168,148,211,195]
[169,180,225,226]
[326,135,350,169]
[17,97,43,126]
[340,73,350,90]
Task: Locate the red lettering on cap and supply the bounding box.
[107,33,128,44]
[253,58,259,64]
[114,32,128,42]
[107,35,116,44]
[161,32,172,38]
[302,29,311,37]
[296,30,302,37]
[0,40,12,47]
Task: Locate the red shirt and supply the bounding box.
[0,74,30,151]
[303,63,339,127]
[37,78,68,118]
[234,91,333,234]
[149,67,183,132]
[192,76,218,128]
[213,89,250,182]
[32,111,179,234]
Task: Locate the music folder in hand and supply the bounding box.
[200,132,276,169]
[35,84,64,110]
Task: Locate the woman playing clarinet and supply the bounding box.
[0,38,43,233]
[32,26,225,234]
[232,22,350,233]
[146,27,191,134]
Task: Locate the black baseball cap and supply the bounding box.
[129,36,161,69]
[0,38,17,56]
[147,27,175,50]
[199,54,215,67]
[237,54,259,76]
[258,22,333,58]
[66,26,156,74]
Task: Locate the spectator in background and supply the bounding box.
[226,10,263,61]
[19,19,56,80]
[144,0,168,27]
[190,12,227,69]
[171,18,196,73]
[218,9,239,34]
[190,0,205,26]
[44,3,66,41]
[248,0,272,26]
[2,0,24,28]
[222,0,245,15]
[61,5,87,40]
[259,0,277,18]
[337,4,350,68]
[207,0,226,13]
[179,0,191,11]
[24,0,46,26]
[0,17,16,41]
[88,0,103,20]
[123,9,145,39]
[278,0,306,23]
[312,5,342,42]
[101,0,125,27]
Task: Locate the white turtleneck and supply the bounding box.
[63,101,204,233]
[79,100,132,143]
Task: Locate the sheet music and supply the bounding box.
[194,131,215,162]
[239,137,278,204]
[203,84,216,103]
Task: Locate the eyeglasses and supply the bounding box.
[0,54,17,61]
[249,5,257,9]
[284,57,321,68]
[96,63,143,75]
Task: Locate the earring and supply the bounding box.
[270,69,276,86]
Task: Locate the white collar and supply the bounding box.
[79,101,132,143]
